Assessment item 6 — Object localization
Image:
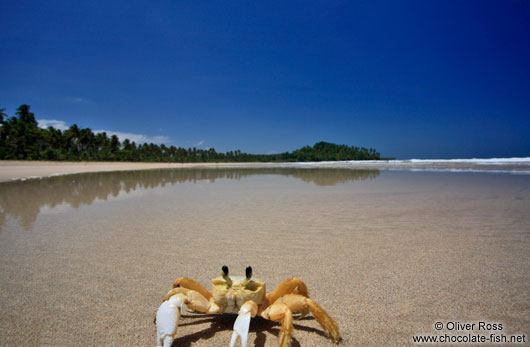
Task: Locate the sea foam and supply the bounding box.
[273,157,530,174]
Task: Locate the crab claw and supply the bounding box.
[230,301,258,347]
[156,294,185,347]
[230,310,251,347]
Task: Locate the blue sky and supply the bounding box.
[1,0,529,159]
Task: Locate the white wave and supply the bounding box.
[399,168,530,175]
[406,157,530,164]
[266,157,530,174]
[275,157,530,165]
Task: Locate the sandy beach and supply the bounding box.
[0,160,257,183]
[0,167,529,346]
[2,159,530,183]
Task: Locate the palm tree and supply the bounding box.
[95,132,108,151]
[65,124,81,156]
[110,135,120,154]
[79,128,92,152]
[0,106,7,123]
[15,104,38,127]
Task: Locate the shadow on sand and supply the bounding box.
[169,313,332,347]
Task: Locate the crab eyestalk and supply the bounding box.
[222,265,233,286]
[245,266,252,280]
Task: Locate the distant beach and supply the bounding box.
[1,158,530,183]
[0,161,252,183]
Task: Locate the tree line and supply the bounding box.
[0,104,381,162]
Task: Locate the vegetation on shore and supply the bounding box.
[0,104,380,162]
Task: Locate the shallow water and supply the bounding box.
[0,168,529,346]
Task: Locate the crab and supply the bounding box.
[155,266,340,347]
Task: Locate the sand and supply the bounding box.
[0,160,258,183]
[0,168,529,346]
[3,158,529,183]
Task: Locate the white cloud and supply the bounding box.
[93,129,171,145]
[195,140,205,146]
[37,119,69,130]
[38,118,171,144]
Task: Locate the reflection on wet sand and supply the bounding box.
[0,168,379,231]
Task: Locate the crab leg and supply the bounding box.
[266,278,309,304]
[229,301,258,347]
[163,287,210,313]
[172,277,213,300]
[264,294,340,345]
[266,278,310,319]
[260,302,293,347]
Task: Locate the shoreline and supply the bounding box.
[2,158,530,183]
[0,160,265,183]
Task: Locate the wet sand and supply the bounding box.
[0,160,250,183]
[0,168,529,346]
[2,158,530,183]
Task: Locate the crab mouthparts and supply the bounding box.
[225,288,248,313]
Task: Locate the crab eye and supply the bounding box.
[216,265,232,287]
[245,266,252,279]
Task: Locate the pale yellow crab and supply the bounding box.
[155,266,339,347]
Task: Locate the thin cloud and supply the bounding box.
[38,118,171,144]
[66,97,90,103]
[93,129,171,145]
[195,140,205,146]
[37,119,69,130]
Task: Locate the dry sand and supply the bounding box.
[0,168,529,346]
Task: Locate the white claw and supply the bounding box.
[230,310,251,347]
[156,295,185,347]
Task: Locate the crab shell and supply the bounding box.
[211,275,266,314]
